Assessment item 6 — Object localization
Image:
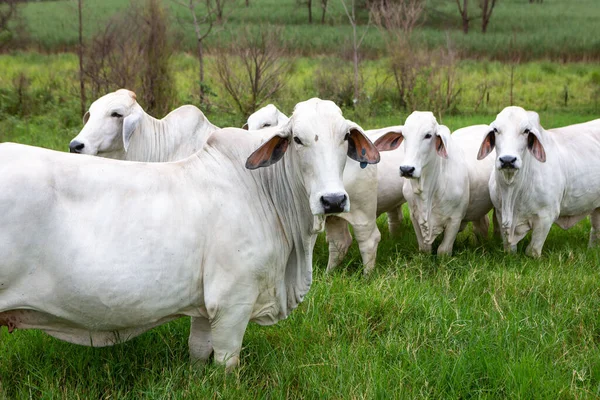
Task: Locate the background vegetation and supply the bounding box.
[1,0,600,398]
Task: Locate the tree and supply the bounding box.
[455,0,471,34]
[77,0,86,117]
[308,0,313,23]
[0,0,23,50]
[216,26,290,116]
[212,0,232,24]
[339,0,370,103]
[83,0,175,116]
[480,0,496,33]
[174,0,217,103]
[320,0,328,24]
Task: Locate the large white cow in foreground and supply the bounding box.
[375,112,494,255]
[0,99,380,370]
[477,107,600,257]
[69,89,218,161]
[245,105,405,274]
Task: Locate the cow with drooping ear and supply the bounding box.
[245,104,408,275]
[0,97,380,372]
[478,106,600,257]
[69,89,218,162]
[375,111,495,255]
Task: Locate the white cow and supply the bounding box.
[0,98,380,370]
[245,105,406,274]
[375,111,494,255]
[243,104,289,130]
[69,89,218,162]
[477,106,600,257]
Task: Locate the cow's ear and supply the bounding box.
[346,121,380,165]
[477,129,496,160]
[527,131,546,163]
[435,125,450,159]
[83,111,90,126]
[246,134,289,169]
[242,123,249,130]
[122,110,142,152]
[374,131,403,152]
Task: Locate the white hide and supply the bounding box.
[245,105,407,274]
[69,89,218,162]
[245,104,290,130]
[0,98,379,370]
[376,112,494,256]
[479,107,600,257]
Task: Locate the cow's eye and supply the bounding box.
[262,123,271,128]
[111,112,123,118]
[523,128,530,134]
[424,133,432,139]
[293,137,303,145]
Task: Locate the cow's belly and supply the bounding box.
[0,202,205,331]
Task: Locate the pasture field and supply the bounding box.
[1,52,600,398]
[15,0,600,60]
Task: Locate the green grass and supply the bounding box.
[2,217,600,398]
[14,0,600,60]
[1,52,600,398]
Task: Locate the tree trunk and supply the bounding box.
[457,0,469,34]
[307,0,312,24]
[320,0,327,24]
[246,0,250,6]
[77,0,86,117]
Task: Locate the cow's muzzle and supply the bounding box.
[69,141,85,154]
[320,194,348,214]
[499,155,518,169]
[400,165,416,178]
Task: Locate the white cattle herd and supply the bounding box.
[1,89,599,370]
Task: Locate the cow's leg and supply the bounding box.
[353,221,381,276]
[437,218,462,256]
[209,305,252,372]
[589,208,600,247]
[325,216,353,273]
[409,210,430,253]
[473,215,490,243]
[525,216,553,258]
[188,316,213,364]
[492,208,501,238]
[387,206,404,236]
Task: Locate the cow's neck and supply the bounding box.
[127,112,176,162]
[259,150,315,318]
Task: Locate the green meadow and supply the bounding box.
[1,0,600,397]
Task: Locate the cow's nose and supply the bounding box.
[69,141,85,154]
[321,194,347,214]
[499,155,517,168]
[399,165,415,177]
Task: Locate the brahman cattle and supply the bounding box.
[477,107,600,257]
[0,98,379,370]
[69,89,218,161]
[245,105,405,274]
[375,112,494,255]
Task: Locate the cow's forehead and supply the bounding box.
[404,111,437,135]
[493,106,530,132]
[89,91,136,114]
[291,99,345,137]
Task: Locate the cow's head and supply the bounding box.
[69,89,143,159]
[246,98,380,216]
[477,106,546,184]
[374,111,449,179]
[244,104,289,131]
